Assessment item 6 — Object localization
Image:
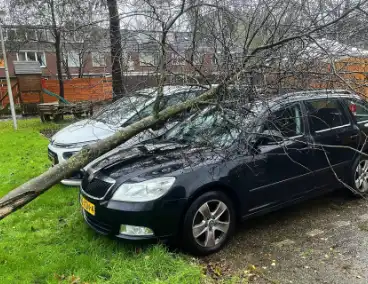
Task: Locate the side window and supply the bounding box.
[262,103,304,138]
[304,99,349,132]
[346,99,368,123]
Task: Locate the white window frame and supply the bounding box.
[123,52,135,71]
[65,51,81,67]
[139,53,155,66]
[16,51,47,67]
[91,52,106,67]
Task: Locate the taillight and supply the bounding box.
[350,103,357,114]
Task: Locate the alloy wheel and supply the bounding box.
[355,159,368,193]
[192,200,230,248]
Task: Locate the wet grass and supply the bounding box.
[0,118,202,283]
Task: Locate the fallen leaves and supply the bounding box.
[54,274,90,284]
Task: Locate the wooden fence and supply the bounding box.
[0,74,215,109]
[0,78,113,108]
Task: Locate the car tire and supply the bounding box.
[348,154,368,198]
[181,191,236,256]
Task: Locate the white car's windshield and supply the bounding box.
[93,94,153,126]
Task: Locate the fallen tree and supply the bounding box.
[0,87,218,220]
[1,0,367,221]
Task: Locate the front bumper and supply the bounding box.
[48,143,83,186]
[80,192,188,240]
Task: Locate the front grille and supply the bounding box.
[83,211,112,235]
[82,174,114,199]
[48,149,59,165]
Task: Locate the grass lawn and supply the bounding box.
[0,119,202,284]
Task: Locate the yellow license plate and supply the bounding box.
[81,196,95,216]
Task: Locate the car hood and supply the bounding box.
[84,141,230,183]
[51,119,120,146]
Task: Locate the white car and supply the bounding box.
[48,85,206,186]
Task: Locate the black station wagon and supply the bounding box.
[80,89,368,255]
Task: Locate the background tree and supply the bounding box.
[106,0,125,98]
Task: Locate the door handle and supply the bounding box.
[350,134,359,140]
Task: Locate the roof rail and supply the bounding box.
[284,89,351,96]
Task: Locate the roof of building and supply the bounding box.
[13,61,42,74]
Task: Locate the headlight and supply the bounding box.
[111,177,176,202]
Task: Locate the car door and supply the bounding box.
[245,102,314,212]
[304,98,359,188]
[343,97,368,147]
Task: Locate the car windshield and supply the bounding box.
[93,94,153,126]
[163,102,265,147]
[163,109,242,147]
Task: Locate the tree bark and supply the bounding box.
[107,0,124,100]
[54,31,65,99]
[50,0,65,99]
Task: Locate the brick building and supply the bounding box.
[0,25,220,80]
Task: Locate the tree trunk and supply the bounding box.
[107,0,124,100]
[50,0,65,99]
[55,31,65,99]
[0,87,219,220]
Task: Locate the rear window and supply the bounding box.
[346,99,368,123]
[305,99,349,132]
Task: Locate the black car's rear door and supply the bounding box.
[304,98,360,188]
[343,97,368,146]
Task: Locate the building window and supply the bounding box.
[123,52,134,71]
[91,52,106,67]
[17,51,46,67]
[27,30,37,41]
[139,53,155,66]
[17,29,27,41]
[65,51,80,67]
[7,29,17,41]
[37,30,47,42]
[171,52,186,65]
